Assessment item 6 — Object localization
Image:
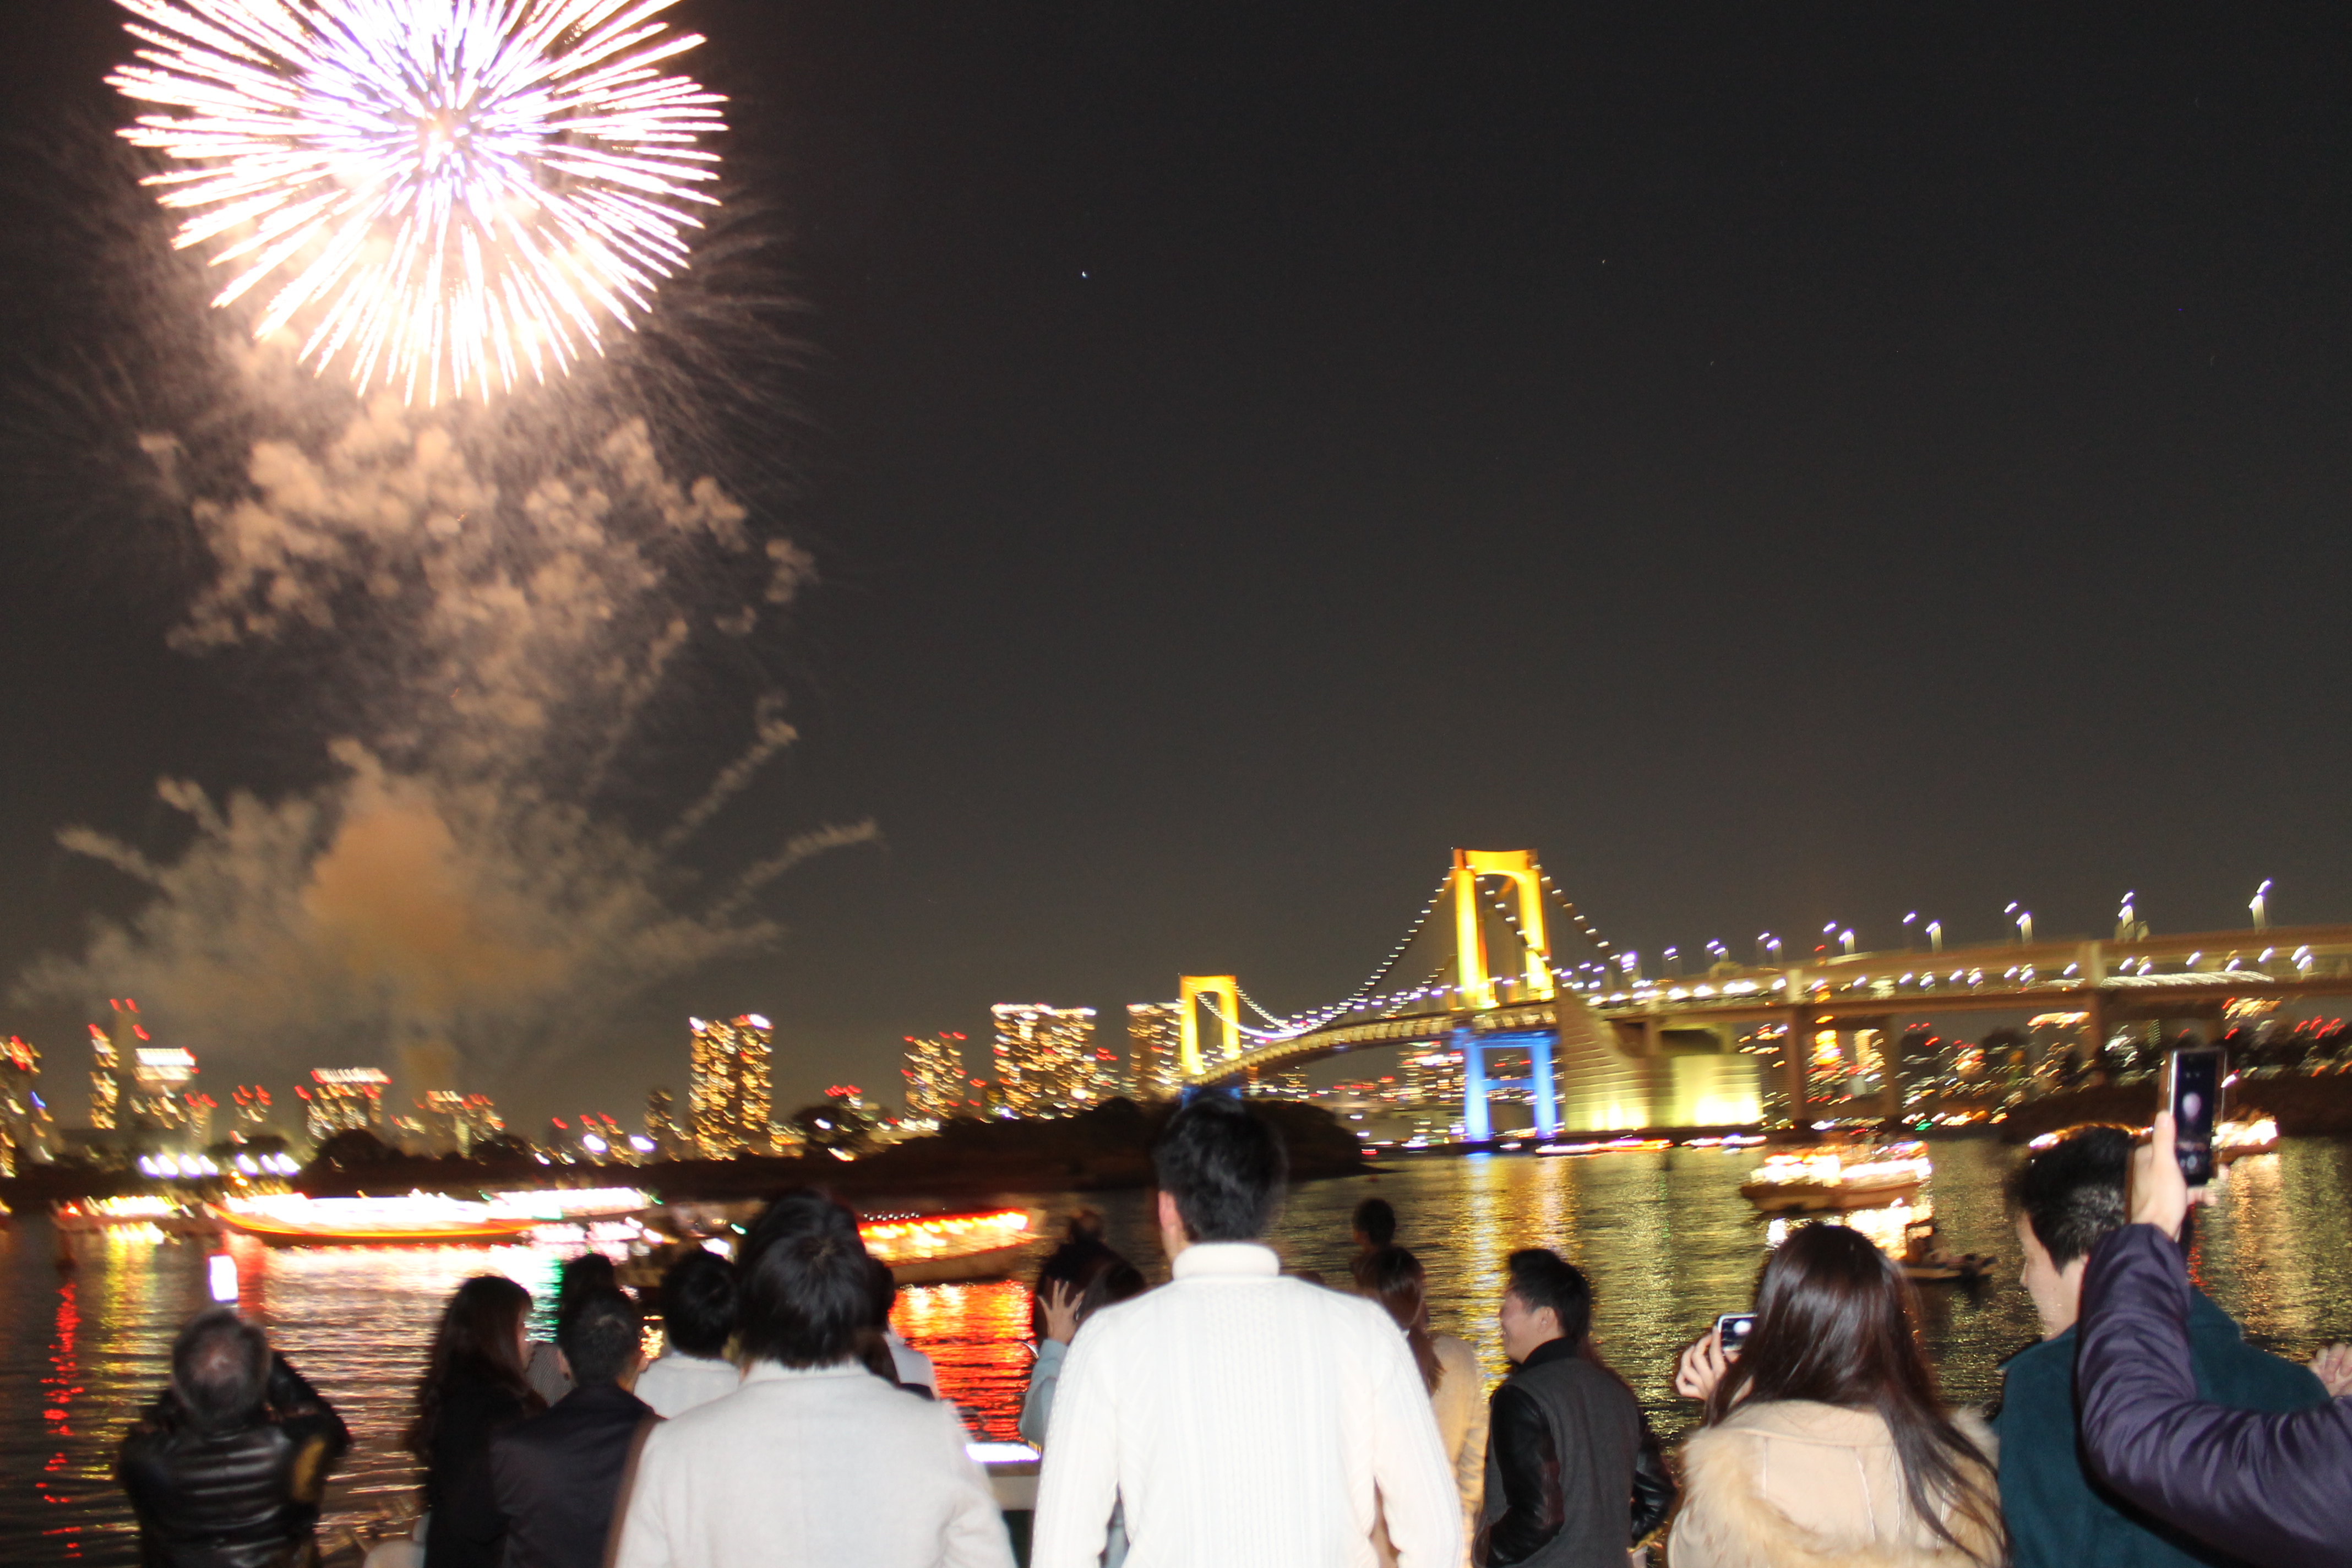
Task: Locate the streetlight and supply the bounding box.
[1839,928,1857,955]
[1925,920,1942,953]
[1902,912,1918,948]
[1759,933,1782,965]
[2117,892,2136,940]
[2016,909,2033,945]
[1664,945,1681,977]
[2251,879,2272,931]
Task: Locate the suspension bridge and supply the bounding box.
[1175,848,2352,1139]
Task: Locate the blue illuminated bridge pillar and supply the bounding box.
[1456,1026,1559,1141]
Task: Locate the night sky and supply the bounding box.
[0,2,2346,1121]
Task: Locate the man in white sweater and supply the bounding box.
[1031,1093,1462,1568]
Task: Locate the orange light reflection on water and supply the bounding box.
[892,1280,1036,1441]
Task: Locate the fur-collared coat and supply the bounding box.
[1667,1400,2001,1568]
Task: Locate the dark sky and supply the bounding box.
[0,2,2347,1120]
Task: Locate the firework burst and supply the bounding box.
[108,0,727,404]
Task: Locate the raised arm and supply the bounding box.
[2077,1223,2352,1567]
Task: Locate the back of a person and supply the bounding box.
[632,1352,740,1420]
[624,1361,986,1566]
[122,1421,307,1568]
[1679,1400,1989,1566]
[1482,1353,1639,1568]
[1091,1262,1403,1562]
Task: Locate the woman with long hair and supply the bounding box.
[407,1274,542,1568]
[1355,1246,1484,1568]
[1670,1223,2002,1567]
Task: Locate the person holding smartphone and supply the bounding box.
[2075,1111,2352,1567]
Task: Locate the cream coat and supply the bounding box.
[1668,1400,1999,1568]
[1374,1332,1488,1568]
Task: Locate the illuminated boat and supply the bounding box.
[1740,1142,1931,1213]
[2216,1117,2280,1164]
[860,1208,1034,1284]
[55,1196,220,1237]
[211,1188,650,1246]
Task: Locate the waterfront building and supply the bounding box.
[0,1037,54,1173]
[128,1047,199,1135]
[411,1090,500,1153]
[689,1014,774,1156]
[300,1066,389,1144]
[900,1032,971,1123]
[989,1004,1108,1118]
[228,1085,276,1134]
[1125,1003,1183,1100]
[646,1086,684,1157]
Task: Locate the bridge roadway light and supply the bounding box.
[2252,879,2273,930]
[1839,928,1856,956]
[1759,933,1782,964]
[2016,910,2033,944]
[1926,920,1942,952]
[1903,912,1918,948]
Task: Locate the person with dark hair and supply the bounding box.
[412,1274,543,1568]
[612,1188,1011,1568]
[118,1308,351,1568]
[526,1251,619,1404]
[1354,1195,1399,1254]
[1669,1223,2001,1567]
[490,1287,655,1568]
[2072,1112,2352,1566]
[1473,1249,1665,1568]
[1030,1092,1460,1568]
[1997,1124,2323,1567]
[1356,1246,1485,1568]
[633,1247,742,1419]
[866,1254,940,1393]
[1020,1224,1148,1566]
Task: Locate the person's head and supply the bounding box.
[1358,1245,1442,1392]
[409,1273,536,1453]
[1352,1196,1397,1251]
[1152,1091,1287,1249]
[2008,1125,2133,1337]
[1498,1248,1592,1363]
[737,1188,872,1368]
[171,1308,270,1433]
[658,1248,738,1360]
[554,1251,619,1319]
[557,1286,644,1387]
[1029,1216,1146,1338]
[1712,1223,1999,1563]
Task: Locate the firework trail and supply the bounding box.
[108,0,727,405]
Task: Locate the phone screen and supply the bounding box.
[1715,1312,1757,1357]
[2166,1045,2224,1186]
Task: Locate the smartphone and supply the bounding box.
[2163,1044,2225,1187]
[1714,1312,1757,1357]
[206,1253,238,1304]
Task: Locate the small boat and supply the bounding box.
[1741,1141,1931,1213]
[213,1193,540,1246]
[1898,1218,1995,1283]
[2216,1117,2280,1164]
[861,1208,1035,1284]
[55,1196,220,1237]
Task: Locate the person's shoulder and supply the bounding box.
[1713,1398,1890,1448]
[2187,1298,2328,1408]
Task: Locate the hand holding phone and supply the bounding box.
[1714,1312,1758,1358]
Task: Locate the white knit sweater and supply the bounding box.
[1030,1242,1463,1568]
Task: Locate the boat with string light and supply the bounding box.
[859,1208,1035,1284]
[210,1188,651,1247]
[2216,1117,2280,1164]
[1739,1141,1932,1213]
[55,1195,219,1237]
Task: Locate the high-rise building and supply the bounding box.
[990,1004,1107,1118]
[1125,1003,1183,1101]
[301,1067,390,1144]
[411,1090,500,1153]
[0,1037,54,1174]
[689,1014,774,1157]
[900,1032,971,1124]
[646,1086,684,1157]
[229,1085,276,1133]
[88,1022,121,1130]
[129,1047,199,1135]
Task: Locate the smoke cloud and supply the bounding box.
[20,391,875,1102]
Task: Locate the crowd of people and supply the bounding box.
[115,1097,2352,1568]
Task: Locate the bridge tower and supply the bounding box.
[1176,976,1241,1078]
[1449,850,1560,1138]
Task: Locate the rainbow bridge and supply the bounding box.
[1176,848,2352,1137]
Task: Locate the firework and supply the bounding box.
[109,0,727,404]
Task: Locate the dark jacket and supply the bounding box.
[1997,1281,2324,1568]
[422,1371,539,1568]
[117,1354,350,1568]
[489,1381,657,1568]
[1474,1337,1646,1568]
[2077,1223,2352,1568]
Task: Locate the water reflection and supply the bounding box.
[7,1138,2352,1564]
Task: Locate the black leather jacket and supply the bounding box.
[118,1354,350,1568]
[1478,1338,1674,1568]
